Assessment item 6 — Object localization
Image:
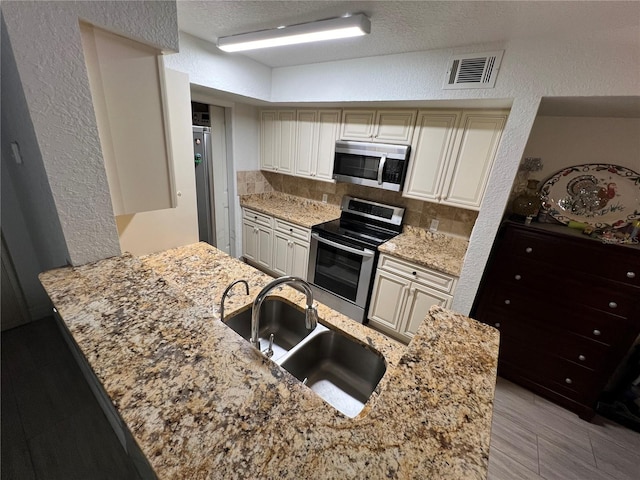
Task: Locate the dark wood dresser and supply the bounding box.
[472,220,640,420]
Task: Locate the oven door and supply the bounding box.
[307,232,375,308]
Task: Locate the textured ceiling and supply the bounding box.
[177,1,640,68]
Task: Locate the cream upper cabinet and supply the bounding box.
[368,254,455,344]
[340,109,417,144]
[295,109,341,181]
[403,109,508,210]
[80,23,176,216]
[260,110,295,174]
[440,110,508,209]
[403,111,461,202]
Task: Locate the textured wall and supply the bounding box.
[2,1,179,266]
[164,32,272,101]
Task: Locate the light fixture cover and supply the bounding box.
[217,14,371,52]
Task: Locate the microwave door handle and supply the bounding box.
[377,154,387,185]
[311,233,375,258]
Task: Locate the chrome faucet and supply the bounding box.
[220,279,249,321]
[250,276,318,349]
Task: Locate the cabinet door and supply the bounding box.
[402,283,452,340]
[256,225,273,270]
[294,110,318,178]
[374,110,417,144]
[441,110,507,209]
[340,110,376,140]
[368,269,410,332]
[278,110,296,174]
[260,111,277,171]
[242,221,258,262]
[315,110,341,180]
[271,231,290,276]
[403,111,461,202]
[290,239,310,279]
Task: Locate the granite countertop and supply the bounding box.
[240,192,340,228]
[379,226,470,277]
[39,242,498,479]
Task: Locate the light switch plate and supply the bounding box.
[322,194,328,203]
[429,219,439,232]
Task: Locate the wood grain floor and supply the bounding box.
[2,318,639,479]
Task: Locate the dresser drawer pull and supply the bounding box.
[525,247,533,253]
[593,329,601,336]
[514,274,522,280]
[504,299,511,305]
[608,301,618,309]
[578,355,586,362]
[494,322,501,328]
[627,271,636,279]
[565,378,573,385]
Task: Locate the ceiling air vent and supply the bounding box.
[443,51,504,89]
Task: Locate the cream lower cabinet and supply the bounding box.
[368,254,456,344]
[271,218,310,279]
[242,208,273,271]
[403,109,508,210]
[242,208,310,278]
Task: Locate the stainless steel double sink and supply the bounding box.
[224,299,386,418]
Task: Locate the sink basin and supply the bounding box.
[224,299,313,361]
[279,330,387,418]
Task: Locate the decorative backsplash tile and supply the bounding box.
[238,170,477,238]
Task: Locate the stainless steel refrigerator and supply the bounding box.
[192,126,215,245]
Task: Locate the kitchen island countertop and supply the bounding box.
[39,242,498,479]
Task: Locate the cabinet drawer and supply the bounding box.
[378,254,456,293]
[242,208,272,228]
[505,225,640,288]
[500,336,599,399]
[273,218,310,242]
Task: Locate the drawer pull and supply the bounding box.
[627,271,636,279]
[412,271,417,276]
[514,274,522,280]
[593,329,601,336]
[525,247,533,253]
[608,301,618,309]
[289,228,293,232]
[504,299,511,305]
[494,322,501,328]
[565,378,573,385]
[578,355,586,362]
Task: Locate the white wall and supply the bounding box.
[522,116,640,181]
[115,69,199,256]
[1,1,179,266]
[164,32,272,102]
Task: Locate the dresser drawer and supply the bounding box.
[378,254,456,293]
[242,208,272,228]
[273,218,310,242]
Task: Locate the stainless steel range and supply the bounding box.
[307,196,404,323]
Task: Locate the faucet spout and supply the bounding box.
[220,279,249,321]
[250,276,318,349]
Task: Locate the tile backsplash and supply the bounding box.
[237,170,477,238]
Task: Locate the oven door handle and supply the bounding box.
[377,153,387,185]
[311,233,376,258]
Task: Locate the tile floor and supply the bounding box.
[2,318,639,479]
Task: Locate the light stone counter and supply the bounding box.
[39,242,498,479]
[240,192,340,228]
[379,225,470,277]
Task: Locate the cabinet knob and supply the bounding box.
[578,354,586,362]
[494,322,501,328]
[504,299,511,305]
[593,329,601,336]
[412,271,417,276]
[565,378,573,385]
[627,271,636,279]
[525,247,533,253]
[514,274,522,280]
[608,301,618,309]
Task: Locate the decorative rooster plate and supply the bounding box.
[540,164,640,228]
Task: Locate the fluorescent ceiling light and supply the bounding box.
[217,14,371,52]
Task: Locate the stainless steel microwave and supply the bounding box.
[332,140,411,192]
